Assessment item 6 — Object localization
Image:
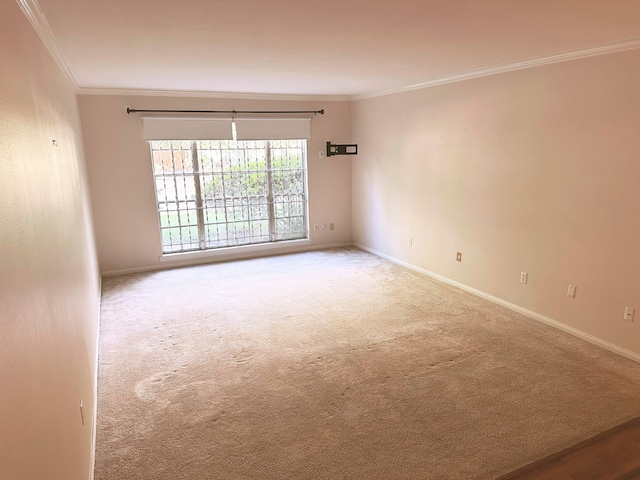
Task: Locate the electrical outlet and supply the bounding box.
[624,307,635,322]
[567,284,577,298]
[313,224,318,231]
[329,223,334,231]
[520,272,528,284]
[408,237,412,246]
[456,252,462,262]
[319,150,325,159]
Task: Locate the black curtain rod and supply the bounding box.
[126,107,324,115]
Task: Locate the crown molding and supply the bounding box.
[16,0,77,88]
[352,38,640,101]
[14,1,640,103]
[77,88,351,102]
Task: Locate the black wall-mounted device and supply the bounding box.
[326,142,358,157]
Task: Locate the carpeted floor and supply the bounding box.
[95,248,640,480]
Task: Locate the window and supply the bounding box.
[150,139,308,254]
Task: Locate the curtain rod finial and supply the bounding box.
[126,107,135,114]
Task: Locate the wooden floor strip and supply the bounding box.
[499,417,640,480]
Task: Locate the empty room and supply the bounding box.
[2,0,640,479]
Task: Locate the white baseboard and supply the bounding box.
[89,275,101,480]
[101,242,351,277]
[354,244,640,365]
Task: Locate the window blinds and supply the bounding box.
[142,117,311,141]
[234,118,311,140]
[142,117,232,141]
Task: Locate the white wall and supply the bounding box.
[0,2,100,479]
[352,49,640,357]
[79,95,352,274]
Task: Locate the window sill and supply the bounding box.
[159,238,311,264]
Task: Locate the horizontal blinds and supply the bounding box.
[142,117,232,140]
[142,117,311,141]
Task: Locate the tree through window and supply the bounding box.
[150,139,308,253]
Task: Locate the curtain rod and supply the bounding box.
[126,107,324,115]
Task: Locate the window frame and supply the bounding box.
[149,139,310,256]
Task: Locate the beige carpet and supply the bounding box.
[95,248,640,480]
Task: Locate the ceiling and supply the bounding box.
[34,0,640,98]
